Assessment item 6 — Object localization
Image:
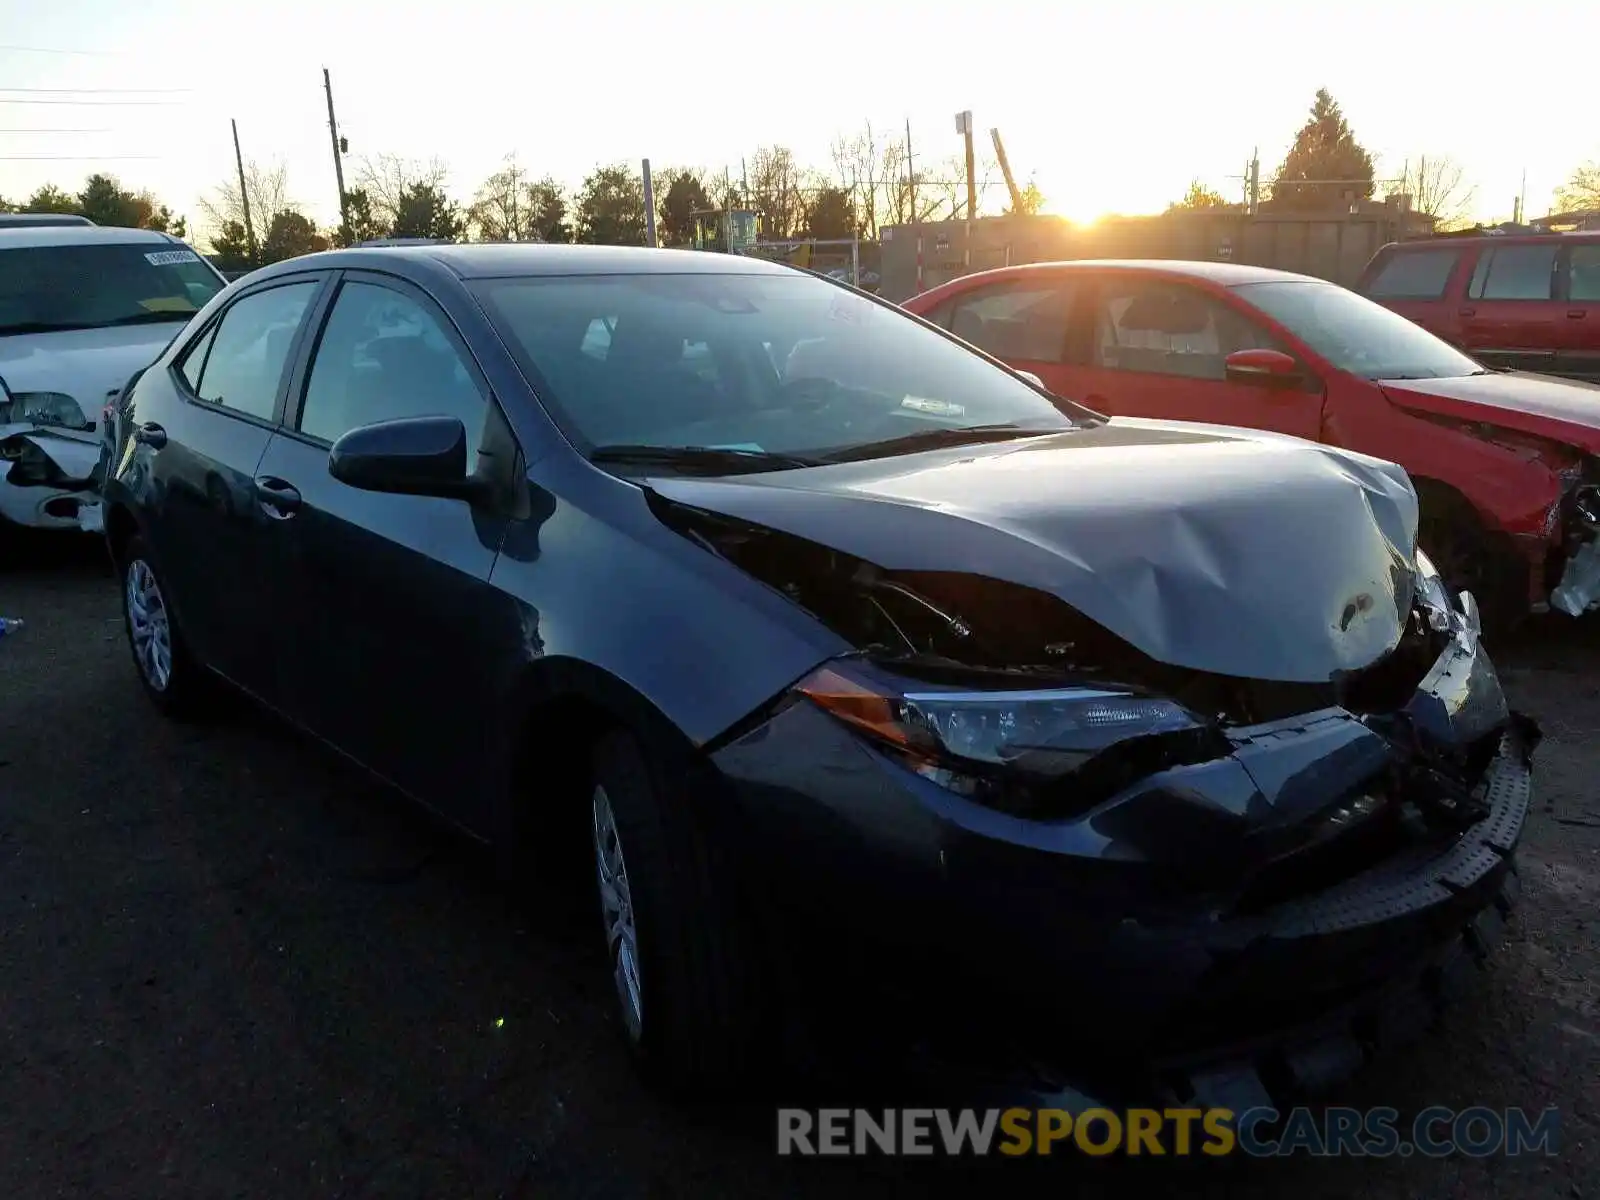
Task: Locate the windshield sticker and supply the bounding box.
[144,249,201,266]
[139,296,198,313]
[901,396,967,417]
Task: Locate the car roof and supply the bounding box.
[921,259,1326,296]
[1383,231,1600,250]
[250,243,796,282]
[0,224,185,249]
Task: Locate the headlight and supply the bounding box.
[1413,548,1453,631]
[0,391,90,432]
[793,662,1205,814]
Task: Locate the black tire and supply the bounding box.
[588,727,768,1096]
[118,534,211,718]
[1417,490,1524,636]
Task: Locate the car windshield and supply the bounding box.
[1234,280,1484,381]
[471,271,1085,466]
[0,242,224,336]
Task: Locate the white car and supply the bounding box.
[0,225,226,534]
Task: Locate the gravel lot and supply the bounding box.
[2,532,1596,1199]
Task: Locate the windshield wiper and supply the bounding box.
[100,311,195,326]
[817,423,1056,464]
[589,444,826,474]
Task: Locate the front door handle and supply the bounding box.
[254,476,301,520]
[133,422,167,449]
[1570,310,1587,319]
[1458,307,1477,317]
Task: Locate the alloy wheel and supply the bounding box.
[125,558,173,692]
[592,784,643,1041]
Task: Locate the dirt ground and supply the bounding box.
[1,533,1595,1199]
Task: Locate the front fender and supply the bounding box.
[488,455,849,750]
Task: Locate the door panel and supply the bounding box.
[1074,277,1324,441]
[1461,243,1564,372]
[142,278,322,701]
[261,273,514,826]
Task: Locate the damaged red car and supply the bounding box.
[904,261,1600,624]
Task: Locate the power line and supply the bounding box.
[0,98,183,107]
[0,86,190,94]
[0,128,113,133]
[0,43,118,56]
[0,154,160,161]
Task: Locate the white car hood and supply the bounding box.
[0,323,187,430]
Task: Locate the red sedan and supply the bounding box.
[902,260,1600,624]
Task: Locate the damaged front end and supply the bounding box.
[1549,457,1600,615]
[670,497,1536,1104]
[0,423,101,530]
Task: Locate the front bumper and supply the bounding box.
[0,426,101,532]
[713,614,1535,1106]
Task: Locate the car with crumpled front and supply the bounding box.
[904,259,1600,626]
[96,245,1535,1107]
[0,224,226,536]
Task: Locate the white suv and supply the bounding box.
[0,225,226,533]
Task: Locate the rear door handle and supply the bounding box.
[1570,310,1587,319]
[1458,307,1476,317]
[254,476,301,519]
[133,422,167,449]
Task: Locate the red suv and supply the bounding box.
[901,259,1600,626]
[1355,232,1600,383]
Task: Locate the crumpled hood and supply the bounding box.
[0,323,184,430]
[647,419,1420,683]
[1380,371,1600,454]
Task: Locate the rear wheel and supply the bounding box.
[119,534,211,717]
[588,728,769,1095]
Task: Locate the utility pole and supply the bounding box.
[1249,149,1260,213]
[323,68,348,237]
[955,110,975,269]
[231,118,257,261]
[641,159,658,247]
[905,117,916,224]
[1518,168,1527,225]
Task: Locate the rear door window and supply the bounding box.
[1362,248,1460,299]
[946,282,1077,362]
[1566,245,1600,302]
[1468,244,1559,300]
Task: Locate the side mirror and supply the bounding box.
[1224,348,1303,388]
[328,414,482,501]
[1015,369,1047,390]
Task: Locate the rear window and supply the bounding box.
[0,242,225,336]
[1468,244,1558,301]
[1362,247,1460,299]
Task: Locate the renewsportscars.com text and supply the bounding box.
[776,1106,1561,1158]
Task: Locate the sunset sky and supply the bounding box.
[2,0,1595,238]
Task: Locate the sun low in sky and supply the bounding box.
[2,0,1595,235]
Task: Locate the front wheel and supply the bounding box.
[589,729,769,1095]
[1417,493,1524,635]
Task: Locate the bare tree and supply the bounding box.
[746,145,806,239]
[830,122,884,239]
[468,155,534,242]
[197,159,292,238]
[354,153,448,228]
[1556,158,1600,213]
[1394,154,1477,230]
